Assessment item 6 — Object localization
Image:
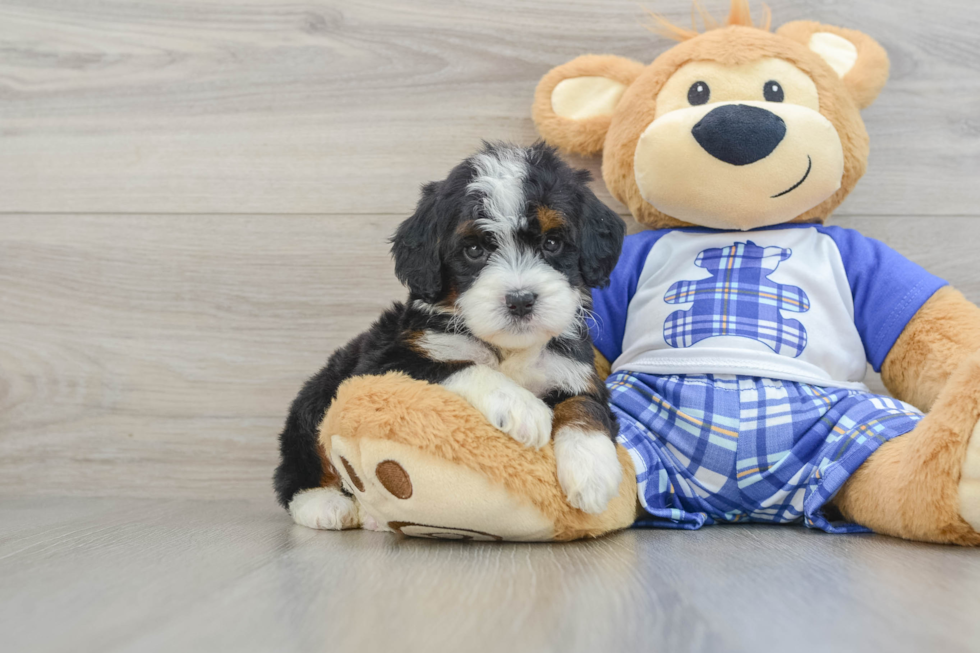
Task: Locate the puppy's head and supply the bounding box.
[391,142,625,350]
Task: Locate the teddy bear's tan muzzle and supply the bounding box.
[633,101,844,231]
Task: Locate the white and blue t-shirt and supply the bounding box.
[590,225,947,390]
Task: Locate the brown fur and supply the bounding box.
[533,4,980,545]
[593,347,612,382]
[552,396,604,432]
[533,14,889,229]
[777,21,889,110]
[835,350,980,545]
[882,287,980,412]
[533,54,646,156]
[536,206,565,232]
[322,372,639,540]
[600,26,871,229]
[437,285,459,310]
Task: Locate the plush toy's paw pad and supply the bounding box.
[958,421,980,532]
[554,427,623,514]
[486,386,553,449]
[288,487,361,530]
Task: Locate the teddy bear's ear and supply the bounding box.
[533,55,646,155]
[777,21,890,109]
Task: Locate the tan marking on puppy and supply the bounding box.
[552,396,605,434]
[537,206,566,232]
[593,347,612,381]
[455,219,480,238]
[404,329,426,355]
[438,284,460,310]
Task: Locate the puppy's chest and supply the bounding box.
[416,331,592,397]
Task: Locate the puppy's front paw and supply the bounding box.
[555,427,622,514]
[288,487,361,530]
[485,386,553,449]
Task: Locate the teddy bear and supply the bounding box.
[314,0,980,544]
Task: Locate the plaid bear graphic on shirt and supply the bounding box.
[663,241,810,357]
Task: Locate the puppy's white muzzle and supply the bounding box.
[458,249,579,350]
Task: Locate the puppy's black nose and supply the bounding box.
[505,291,536,318]
[692,104,786,166]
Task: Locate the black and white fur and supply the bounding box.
[274,142,627,530]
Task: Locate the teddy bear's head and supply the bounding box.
[532,0,889,231]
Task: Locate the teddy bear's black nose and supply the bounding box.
[692,104,786,166]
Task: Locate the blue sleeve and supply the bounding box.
[589,230,666,364]
[817,225,948,372]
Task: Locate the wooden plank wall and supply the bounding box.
[2,0,979,499]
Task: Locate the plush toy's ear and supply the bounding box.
[777,21,890,109]
[533,55,646,156]
[390,182,443,302]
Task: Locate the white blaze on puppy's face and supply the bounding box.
[461,147,582,350]
[468,147,529,236]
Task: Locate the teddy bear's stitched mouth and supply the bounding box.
[771,155,812,199]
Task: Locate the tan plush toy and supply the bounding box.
[320,0,980,544]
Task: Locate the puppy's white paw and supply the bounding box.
[288,487,361,530]
[554,427,622,514]
[485,385,553,449]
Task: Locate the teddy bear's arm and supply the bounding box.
[881,286,980,411]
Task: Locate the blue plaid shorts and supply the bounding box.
[609,371,924,533]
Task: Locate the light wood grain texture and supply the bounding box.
[1,214,978,498]
[1,0,979,215]
[3,1,980,650]
[2,496,980,653]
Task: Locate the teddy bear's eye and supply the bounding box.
[687,81,710,106]
[764,80,784,102]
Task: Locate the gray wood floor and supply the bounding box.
[2,1,980,651]
[5,495,980,653]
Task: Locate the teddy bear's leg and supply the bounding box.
[834,352,980,545]
[320,372,638,541]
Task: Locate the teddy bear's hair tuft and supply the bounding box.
[645,0,772,42]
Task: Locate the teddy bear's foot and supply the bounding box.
[957,421,980,531]
[320,372,640,541]
[288,486,362,531]
[834,353,980,545]
[328,433,557,541]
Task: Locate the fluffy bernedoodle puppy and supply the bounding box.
[274,142,627,529]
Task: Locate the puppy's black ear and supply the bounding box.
[391,182,444,302]
[578,188,625,288]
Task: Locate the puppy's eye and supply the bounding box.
[463,243,486,261]
[764,80,784,102]
[688,81,710,106]
[542,236,562,254]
